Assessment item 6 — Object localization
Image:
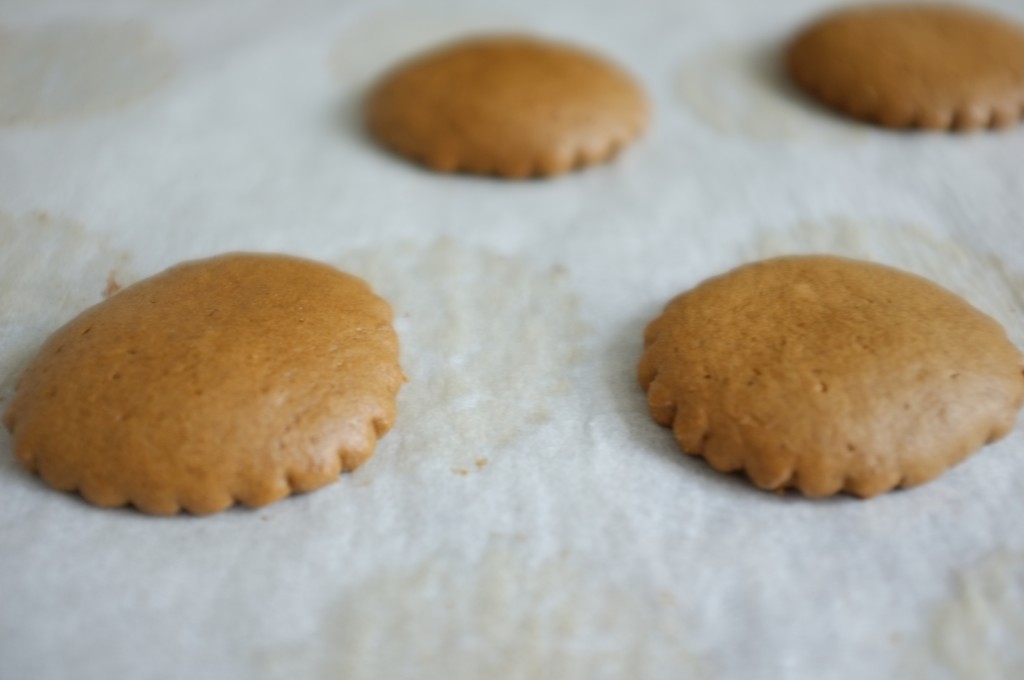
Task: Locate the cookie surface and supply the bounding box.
[365,35,649,178]
[638,256,1024,498]
[787,4,1024,130]
[3,253,403,515]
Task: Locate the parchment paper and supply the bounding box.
[2,0,1024,678]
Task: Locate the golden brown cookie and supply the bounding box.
[787,4,1024,130]
[365,35,649,178]
[3,253,404,515]
[638,256,1024,498]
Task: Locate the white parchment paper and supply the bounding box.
[2,0,1024,678]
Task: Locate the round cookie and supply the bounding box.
[787,4,1024,131]
[637,256,1024,498]
[3,253,404,515]
[365,35,649,178]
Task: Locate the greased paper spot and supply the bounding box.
[675,43,863,142]
[0,211,133,395]
[329,4,524,84]
[0,22,176,125]
[338,239,585,470]
[257,543,714,680]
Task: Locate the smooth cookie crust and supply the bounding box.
[365,35,649,178]
[3,253,404,515]
[787,4,1024,131]
[638,256,1024,498]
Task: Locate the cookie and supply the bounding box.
[3,253,404,515]
[365,35,649,178]
[638,256,1024,498]
[787,4,1024,130]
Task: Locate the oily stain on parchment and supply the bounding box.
[257,543,713,680]
[0,21,177,125]
[338,239,585,472]
[0,211,134,397]
[328,4,525,85]
[896,551,1024,679]
[675,43,863,143]
[749,219,1024,347]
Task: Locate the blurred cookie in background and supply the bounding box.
[787,4,1024,131]
[365,35,649,178]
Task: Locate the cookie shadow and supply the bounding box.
[331,87,460,179]
[752,40,876,134]
[0,432,34,483]
[332,86,381,155]
[606,310,823,505]
[752,40,926,137]
[752,41,823,115]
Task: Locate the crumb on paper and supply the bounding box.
[474,457,488,469]
[103,271,122,298]
[452,467,469,476]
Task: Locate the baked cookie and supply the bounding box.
[3,253,404,515]
[787,4,1024,131]
[365,35,649,178]
[638,256,1024,498]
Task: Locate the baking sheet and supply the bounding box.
[2,0,1024,678]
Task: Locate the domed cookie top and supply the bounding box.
[365,35,649,178]
[787,4,1024,130]
[3,253,404,515]
[638,255,1024,498]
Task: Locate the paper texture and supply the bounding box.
[2,0,1023,678]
